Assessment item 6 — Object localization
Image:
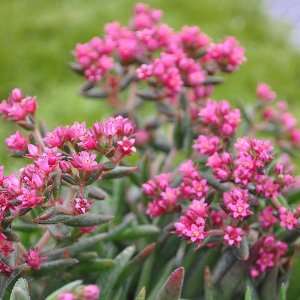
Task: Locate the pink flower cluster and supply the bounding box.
[58,284,100,300]
[198,100,241,137]
[174,200,208,243]
[256,83,300,148]
[0,89,136,275]
[250,235,287,278]
[74,3,245,101]
[223,188,251,220]
[143,160,208,217]
[143,173,179,217]
[0,88,37,122]
[202,37,246,72]
[144,127,297,277]
[256,83,276,102]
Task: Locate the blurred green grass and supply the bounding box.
[1,0,300,165]
[1,0,300,297]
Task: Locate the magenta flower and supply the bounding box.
[193,135,220,156]
[203,36,246,72]
[73,197,92,215]
[278,207,298,230]
[223,188,251,220]
[256,83,276,102]
[0,88,37,122]
[5,131,28,152]
[71,151,99,172]
[174,200,208,244]
[223,226,244,247]
[58,293,75,300]
[250,235,287,278]
[82,284,101,300]
[198,100,241,137]
[207,152,232,181]
[24,248,43,270]
[259,206,277,229]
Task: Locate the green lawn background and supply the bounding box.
[1,0,300,298]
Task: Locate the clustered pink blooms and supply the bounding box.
[256,83,300,149]
[198,100,241,137]
[201,36,246,72]
[5,131,28,152]
[0,89,136,275]
[256,83,276,102]
[193,135,220,156]
[143,160,208,218]
[250,235,287,278]
[74,3,245,103]
[144,123,298,278]
[24,248,43,270]
[0,88,37,123]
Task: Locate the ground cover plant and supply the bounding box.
[2,3,300,300]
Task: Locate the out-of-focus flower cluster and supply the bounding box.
[256,83,300,149]
[73,2,245,103]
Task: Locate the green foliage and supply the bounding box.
[10,278,31,300]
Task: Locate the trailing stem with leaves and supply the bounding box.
[1,2,300,300]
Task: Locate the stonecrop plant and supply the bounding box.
[2,3,300,300]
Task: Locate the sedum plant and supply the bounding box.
[2,2,300,300]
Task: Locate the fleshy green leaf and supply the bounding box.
[99,246,136,300]
[102,166,138,180]
[280,282,288,300]
[35,213,113,227]
[156,267,185,300]
[45,280,82,300]
[10,278,30,300]
[135,288,146,300]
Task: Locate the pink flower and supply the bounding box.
[174,200,208,244]
[117,137,136,155]
[137,53,183,98]
[142,173,172,196]
[250,235,287,277]
[198,100,241,137]
[0,233,13,257]
[290,128,300,146]
[0,89,37,122]
[74,197,92,215]
[223,188,251,219]
[256,83,276,102]
[278,207,298,230]
[233,138,274,185]
[133,3,162,30]
[259,206,277,229]
[179,26,210,53]
[146,187,180,217]
[207,152,232,181]
[0,261,12,276]
[82,284,101,300]
[193,135,220,156]
[75,37,114,82]
[18,189,43,209]
[5,131,28,152]
[44,127,67,148]
[58,293,75,300]
[71,151,99,172]
[224,226,244,246]
[203,36,246,72]
[24,249,43,270]
[255,175,280,200]
[235,138,273,168]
